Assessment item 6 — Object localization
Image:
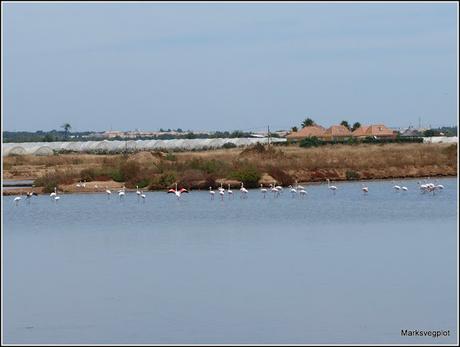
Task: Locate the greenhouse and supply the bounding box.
[2,137,286,156]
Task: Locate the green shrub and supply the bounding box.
[156,171,177,189]
[222,142,237,149]
[34,171,76,193]
[120,160,141,181]
[299,136,323,148]
[165,153,176,161]
[346,170,360,180]
[189,158,227,175]
[135,178,150,189]
[80,168,96,182]
[110,169,124,182]
[229,166,261,188]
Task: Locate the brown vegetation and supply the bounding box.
[3,143,457,194]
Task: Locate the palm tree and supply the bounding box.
[340,120,351,130]
[291,126,298,132]
[301,118,315,128]
[61,123,72,139]
[352,122,361,131]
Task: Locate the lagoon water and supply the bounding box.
[3,178,458,344]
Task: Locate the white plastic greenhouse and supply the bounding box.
[2,137,286,156]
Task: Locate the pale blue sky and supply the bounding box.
[3,2,458,132]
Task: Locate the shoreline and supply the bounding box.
[2,174,457,196]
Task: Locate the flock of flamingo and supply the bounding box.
[11,178,446,205]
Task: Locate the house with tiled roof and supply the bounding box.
[352,124,395,139]
[364,124,395,138]
[351,125,370,138]
[322,125,352,140]
[286,125,326,141]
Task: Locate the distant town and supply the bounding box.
[2,119,458,143]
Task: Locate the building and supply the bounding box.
[286,125,326,141]
[400,126,422,137]
[322,125,352,141]
[352,124,395,139]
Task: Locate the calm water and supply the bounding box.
[3,178,458,344]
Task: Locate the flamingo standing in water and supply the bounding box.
[434,180,444,190]
[227,184,233,199]
[240,182,248,199]
[288,185,297,198]
[167,183,188,199]
[327,179,337,193]
[140,191,146,202]
[52,188,60,202]
[13,196,21,205]
[260,184,268,198]
[49,187,57,198]
[105,187,112,199]
[118,186,126,200]
[361,183,369,194]
[25,191,38,204]
[271,182,280,198]
[295,181,305,190]
[218,184,225,200]
[299,188,307,198]
[209,186,215,200]
[136,185,141,200]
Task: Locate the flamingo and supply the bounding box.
[401,186,408,191]
[209,186,215,200]
[295,181,305,190]
[167,183,188,199]
[361,183,369,193]
[227,184,233,199]
[288,185,297,198]
[13,196,21,205]
[105,186,112,199]
[299,188,307,198]
[25,191,37,204]
[240,182,248,199]
[140,191,146,202]
[260,184,268,198]
[327,179,337,193]
[49,187,57,198]
[271,182,280,198]
[219,187,225,200]
[418,181,428,192]
[434,180,444,190]
[136,185,141,196]
[118,186,126,199]
[54,195,60,202]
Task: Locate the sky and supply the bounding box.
[2,2,458,132]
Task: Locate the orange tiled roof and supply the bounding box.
[287,125,326,139]
[323,125,352,137]
[365,124,393,137]
[351,125,369,137]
